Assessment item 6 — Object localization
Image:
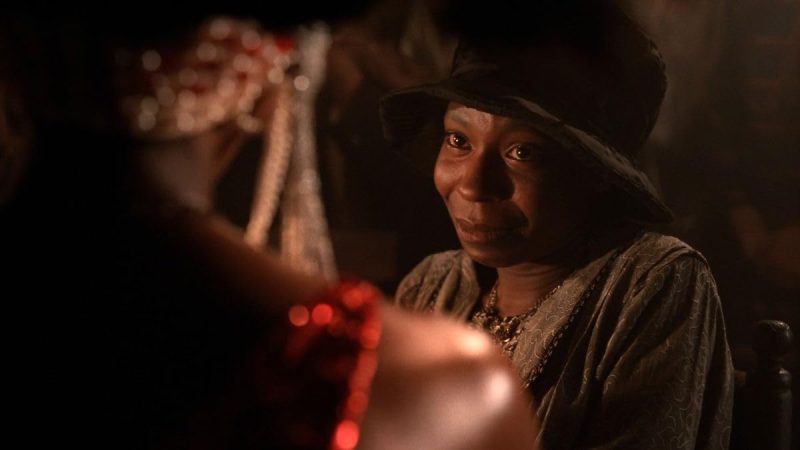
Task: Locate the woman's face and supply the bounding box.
[434,102,604,268]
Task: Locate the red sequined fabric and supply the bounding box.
[255,280,382,450]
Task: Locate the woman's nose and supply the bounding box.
[456,151,510,202]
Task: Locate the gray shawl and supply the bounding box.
[395,232,734,450]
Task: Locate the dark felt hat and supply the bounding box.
[380,4,672,223]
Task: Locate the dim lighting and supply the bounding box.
[114,49,132,67]
[141,50,161,71]
[177,113,195,132]
[312,303,334,325]
[261,42,278,60]
[217,78,237,97]
[294,75,310,91]
[333,420,360,450]
[242,30,262,50]
[233,54,253,72]
[140,97,159,114]
[157,87,176,106]
[274,53,291,68]
[345,391,369,415]
[288,305,310,327]
[178,68,198,86]
[208,104,226,121]
[209,18,232,40]
[137,112,156,130]
[268,67,284,84]
[178,90,196,108]
[197,42,217,62]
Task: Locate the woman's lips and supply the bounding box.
[454,218,521,244]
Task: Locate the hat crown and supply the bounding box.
[446,12,667,160]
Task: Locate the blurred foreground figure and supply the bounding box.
[0,9,537,450]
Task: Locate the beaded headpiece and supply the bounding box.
[111,17,338,281]
[111,17,297,141]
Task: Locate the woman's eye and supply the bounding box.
[506,144,537,161]
[444,132,469,149]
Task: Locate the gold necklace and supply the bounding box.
[470,280,564,356]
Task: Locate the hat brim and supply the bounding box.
[380,78,673,224]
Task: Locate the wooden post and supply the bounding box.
[733,320,793,450]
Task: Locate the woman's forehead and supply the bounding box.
[443,102,545,136]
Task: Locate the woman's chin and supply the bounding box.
[460,241,529,268]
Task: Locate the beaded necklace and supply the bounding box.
[470,247,622,388]
[471,279,565,357]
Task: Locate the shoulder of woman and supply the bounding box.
[600,231,723,318]
[619,231,712,284]
[591,231,721,319]
[408,249,465,277]
[394,250,464,306]
[590,235,727,374]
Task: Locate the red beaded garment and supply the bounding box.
[146,278,383,450]
[255,280,383,450]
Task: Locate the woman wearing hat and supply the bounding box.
[382,4,734,449]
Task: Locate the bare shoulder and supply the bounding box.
[357,305,538,450]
